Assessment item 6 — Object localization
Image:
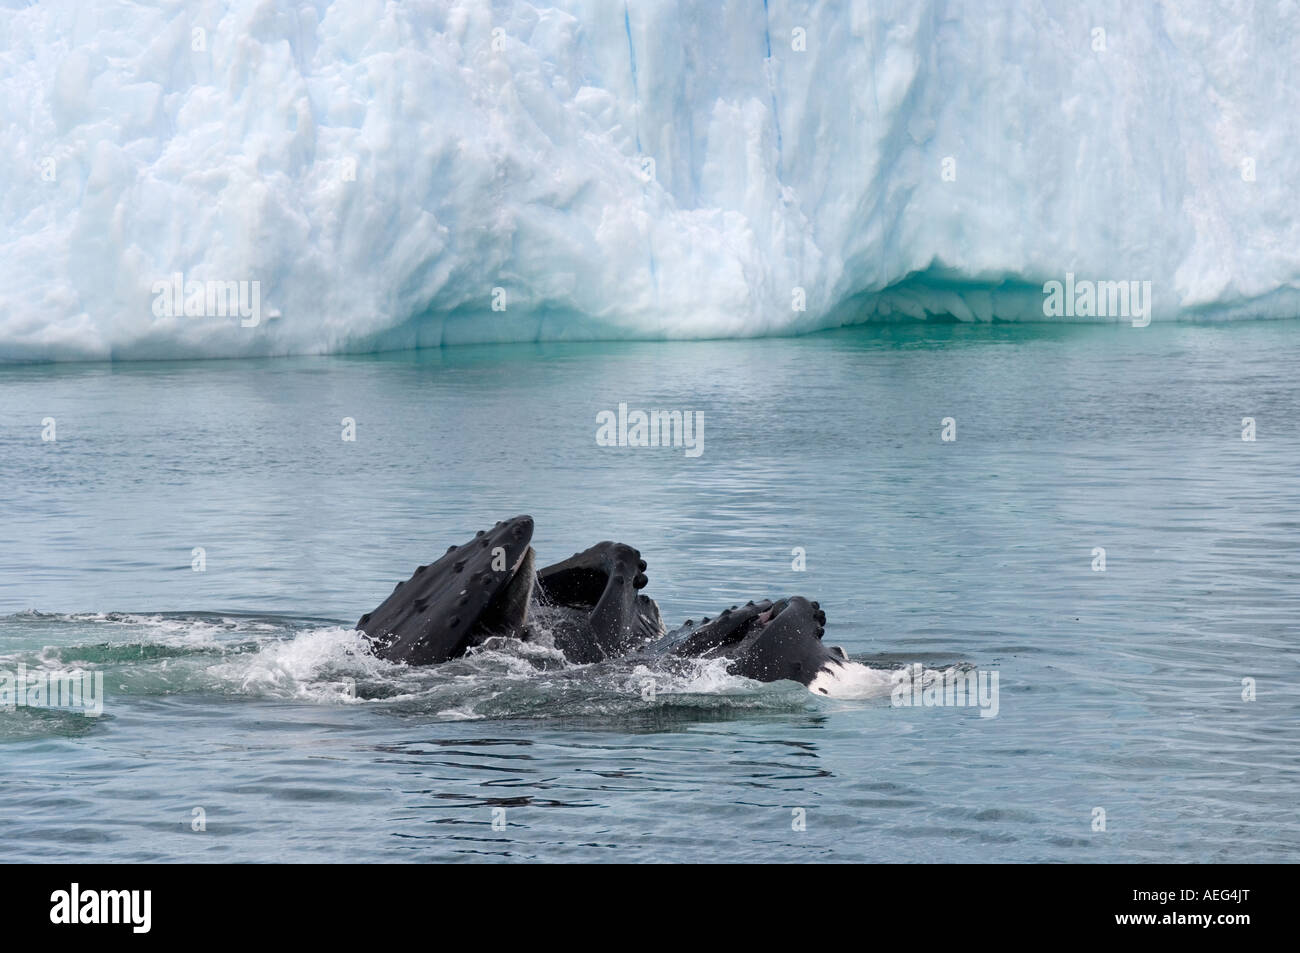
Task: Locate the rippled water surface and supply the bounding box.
[1,322,1298,862]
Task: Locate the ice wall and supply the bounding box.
[2,0,1298,360]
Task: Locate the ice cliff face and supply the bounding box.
[2,0,1298,360]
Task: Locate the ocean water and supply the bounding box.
[1,321,1297,863]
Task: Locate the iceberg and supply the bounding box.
[2,0,1298,361]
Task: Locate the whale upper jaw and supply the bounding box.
[357,515,536,666]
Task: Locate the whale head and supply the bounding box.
[357,515,537,665]
[669,596,845,688]
[534,541,661,662]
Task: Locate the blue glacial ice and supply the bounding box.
[2,0,1298,360]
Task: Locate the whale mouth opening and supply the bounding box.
[534,565,606,610]
[534,560,650,611]
[753,599,788,628]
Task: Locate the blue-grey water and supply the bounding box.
[1,322,1298,862]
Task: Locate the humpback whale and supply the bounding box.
[356,515,847,689]
[653,597,844,685]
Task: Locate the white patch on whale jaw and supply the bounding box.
[806,658,894,699]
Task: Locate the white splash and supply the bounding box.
[807,661,896,700]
